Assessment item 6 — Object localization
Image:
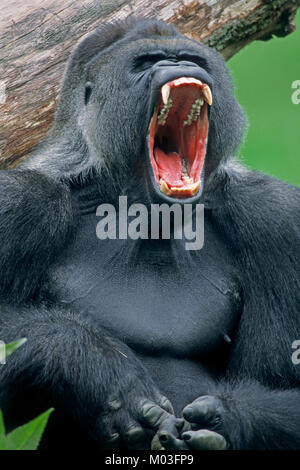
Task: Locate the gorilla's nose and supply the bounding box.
[152,59,199,69]
[151,60,210,92]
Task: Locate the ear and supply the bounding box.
[54,21,134,125]
[84,82,94,105]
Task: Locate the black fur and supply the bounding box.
[0,171,74,302]
[206,163,300,449]
[0,18,299,450]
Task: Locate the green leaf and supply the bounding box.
[0,434,7,450]
[5,408,54,450]
[0,409,5,435]
[5,338,27,357]
[0,409,7,450]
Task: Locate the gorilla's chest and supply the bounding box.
[47,210,241,359]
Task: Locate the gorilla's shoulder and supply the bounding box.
[223,160,300,219]
[0,169,75,302]
[238,168,300,224]
[209,160,300,252]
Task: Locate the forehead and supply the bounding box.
[86,35,208,76]
[118,36,203,55]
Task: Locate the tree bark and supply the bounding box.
[0,0,299,168]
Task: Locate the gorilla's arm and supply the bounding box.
[181,381,300,450]
[0,303,181,448]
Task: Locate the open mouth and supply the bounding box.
[148,77,211,199]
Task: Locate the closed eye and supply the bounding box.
[134,50,209,72]
[177,53,209,70]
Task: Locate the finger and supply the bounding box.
[151,432,166,450]
[102,432,121,450]
[141,401,185,451]
[183,395,221,425]
[181,419,192,433]
[140,401,168,428]
[123,424,150,450]
[159,415,185,436]
[141,401,183,432]
[182,429,227,450]
[158,396,174,415]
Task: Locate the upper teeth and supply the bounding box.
[202,85,213,105]
[173,77,203,87]
[158,81,212,127]
[161,84,171,105]
[183,98,203,126]
[157,98,173,125]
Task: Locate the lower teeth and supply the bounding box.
[160,179,201,195]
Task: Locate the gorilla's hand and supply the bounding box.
[99,393,176,450]
[141,401,188,450]
[181,395,228,450]
[140,399,227,450]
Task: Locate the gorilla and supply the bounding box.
[0,18,300,450]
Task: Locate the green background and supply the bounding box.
[228,9,300,187]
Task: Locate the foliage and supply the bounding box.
[228,10,300,187]
[0,339,53,450]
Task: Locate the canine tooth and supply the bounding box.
[160,180,170,194]
[161,84,171,105]
[190,181,201,193]
[202,85,212,105]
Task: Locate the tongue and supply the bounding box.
[154,148,184,187]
